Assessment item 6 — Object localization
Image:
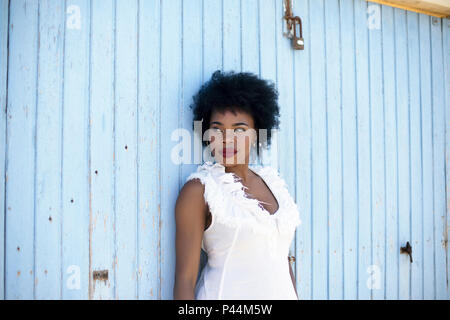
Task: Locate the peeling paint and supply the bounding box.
[93,269,108,282]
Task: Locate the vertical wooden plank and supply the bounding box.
[430,15,447,300]
[137,0,161,300]
[223,0,240,71]
[5,0,38,299]
[275,0,295,189]
[382,4,399,300]
[419,14,434,300]
[340,0,359,300]
[201,0,222,164]
[182,0,204,288]
[201,0,223,296]
[34,0,65,299]
[89,0,115,299]
[258,0,278,167]
[354,0,372,300]
[368,2,386,300]
[0,0,9,300]
[275,0,297,288]
[62,0,91,299]
[160,0,182,300]
[203,0,223,76]
[241,0,259,75]
[444,16,450,301]
[241,0,260,165]
[293,0,312,300]
[182,0,202,173]
[114,0,138,299]
[306,0,328,299]
[394,7,411,300]
[325,0,344,300]
[407,11,423,299]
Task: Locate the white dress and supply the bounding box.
[185,161,302,300]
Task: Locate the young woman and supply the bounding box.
[173,70,302,300]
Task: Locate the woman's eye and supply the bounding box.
[210,127,245,134]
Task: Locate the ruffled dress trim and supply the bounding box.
[186,161,302,236]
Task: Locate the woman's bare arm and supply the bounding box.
[173,179,207,300]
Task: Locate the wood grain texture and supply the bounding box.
[0,0,9,301]
[1,0,448,299]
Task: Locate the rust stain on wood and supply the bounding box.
[93,269,108,281]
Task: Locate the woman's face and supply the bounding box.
[207,109,257,166]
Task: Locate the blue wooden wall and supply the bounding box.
[0,0,448,299]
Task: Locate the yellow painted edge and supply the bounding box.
[366,0,449,18]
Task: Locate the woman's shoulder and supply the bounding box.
[185,161,217,184]
[182,162,226,220]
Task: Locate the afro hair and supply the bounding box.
[189,70,280,157]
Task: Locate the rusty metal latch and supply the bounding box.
[283,0,304,50]
[288,255,296,264]
[400,241,413,263]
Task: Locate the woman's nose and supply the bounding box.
[223,129,234,142]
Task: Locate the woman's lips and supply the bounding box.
[222,148,237,158]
